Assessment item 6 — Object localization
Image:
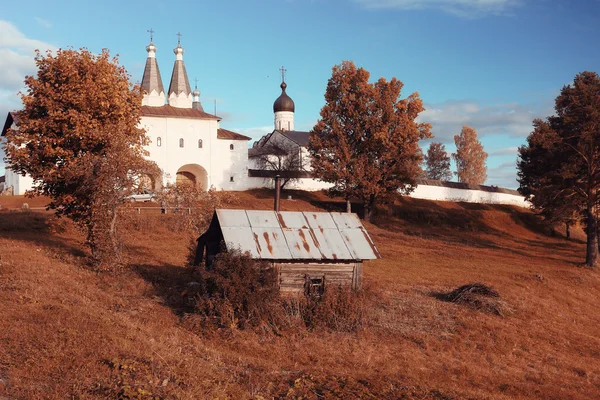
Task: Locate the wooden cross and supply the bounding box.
[280,66,287,83]
[176,32,182,45]
[147,28,154,42]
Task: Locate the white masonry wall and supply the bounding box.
[409,184,529,207]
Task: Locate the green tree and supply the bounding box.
[3,48,158,267]
[453,126,488,184]
[309,61,431,221]
[424,142,452,181]
[518,71,600,267]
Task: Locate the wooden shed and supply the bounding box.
[195,209,381,293]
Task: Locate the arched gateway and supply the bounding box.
[176,164,208,190]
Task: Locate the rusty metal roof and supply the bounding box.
[217,128,252,141]
[215,209,381,261]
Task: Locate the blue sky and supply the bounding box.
[1,0,599,188]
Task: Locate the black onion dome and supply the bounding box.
[273,82,295,113]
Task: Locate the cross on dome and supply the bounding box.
[279,66,287,83]
[147,28,154,43]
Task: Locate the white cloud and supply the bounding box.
[418,99,552,141]
[487,160,519,188]
[34,17,52,29]
[354,0,522,18]
[0,20,55,92]
[489,146,518,156]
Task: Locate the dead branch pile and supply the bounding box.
[440,283,509,316]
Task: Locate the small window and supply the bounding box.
[229,144,234,150]
[157,137,162,147]
[198,139,203,149]
[229,176,234,182]
[288,121,290,131]
[179,138,184,148]
[305,275,325,297]
[278,121,281,130]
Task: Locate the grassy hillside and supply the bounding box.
[0,190,598,399]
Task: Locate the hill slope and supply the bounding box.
[0,190,598,399]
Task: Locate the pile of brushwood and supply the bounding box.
[436,283,509,316]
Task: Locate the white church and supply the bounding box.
[1,37,527,207]
[1,36,319,195]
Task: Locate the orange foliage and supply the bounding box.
[309,61,432,221]
[453,125,488,184]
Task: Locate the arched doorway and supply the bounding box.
[176,164,208,191]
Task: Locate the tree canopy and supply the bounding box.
[3,48,159,267]
[518,71,600,267]
[424,142,452,181]
[452,126,488,185]
[308,60,431,221]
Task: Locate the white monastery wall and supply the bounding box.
[209,138,249,191]
[408,184,528,207]
[4,169,33,195]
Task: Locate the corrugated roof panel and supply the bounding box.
[221,227,260,258]
[282,229,323,259]
[277,211,309,229]
[303,212,337,230]
[216,209,250,227]
[246,210,280,228]
[252,228,292,259]
[330,212,363,229]
[339,228,381,260]
[309,228,353,260]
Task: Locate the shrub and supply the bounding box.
[193,250,279,329]
[282,285,367,332]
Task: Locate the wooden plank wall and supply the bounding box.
[277,262,362,293]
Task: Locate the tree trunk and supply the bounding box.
[363,195,376,222]
[346,199,351,213]
[109,207,120,262]
[585,208,598,267]
[565,221,570,240]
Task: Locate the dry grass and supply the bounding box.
[0,191,599,399]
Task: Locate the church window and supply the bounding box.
[157,137,162,147]
[230,176,234,182]
[230,144,234,150]
[198,139,203,149]
[288,121,290,131]
[179,138,184,148]
[278,121,281,130]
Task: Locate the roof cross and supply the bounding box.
[147,28,154,42]
[193,77,199,89]
[176,32,182,45]
[279,66,287,83]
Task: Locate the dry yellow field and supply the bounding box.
[0,190,598,399]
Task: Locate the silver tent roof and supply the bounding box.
[215,209,381,261]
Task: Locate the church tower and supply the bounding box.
[192,79,204,111]
[273,66,295,131]
[140,31,165,107]
[168,33,193,108]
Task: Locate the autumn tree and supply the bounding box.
[309,61,431,221]
[452,126,488,184]
[3,48,158,267]
[518,71,600,267]
[424,142,452,181]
